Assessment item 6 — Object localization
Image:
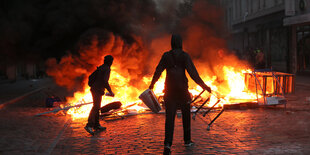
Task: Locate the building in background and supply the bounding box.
[284,0,310,75]
[221,0,310,75]
[0,61,46,82]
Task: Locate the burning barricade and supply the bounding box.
[35,68,295,132]
[36,68,294,121]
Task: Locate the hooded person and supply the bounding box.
[149,34,211,154]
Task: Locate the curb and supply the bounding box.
[0,87,45,109]
[45,118,71,155]
[296,83,310,88]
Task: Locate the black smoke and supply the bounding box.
[0,0,191,62]
[1,0,236,92]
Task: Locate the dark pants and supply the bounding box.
[86,89,103,127]
[164,96,191,146]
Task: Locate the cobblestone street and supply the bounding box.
[2,0,310,154]
[51,109,310,154]
[1,79,310,154]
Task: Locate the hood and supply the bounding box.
[171,34,183,50]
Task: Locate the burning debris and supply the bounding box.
[139,89,161,113]
[36,68,294,127]
[245,70,294,106]
[35,101,93,117]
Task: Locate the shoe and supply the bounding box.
[163,146,171,155]
[94,125,106,131]
[184,140,194,147]
[84,126,94,135]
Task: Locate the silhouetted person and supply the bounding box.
[85,55,115,135]
[254,49,265,70]
[149,34,211,154]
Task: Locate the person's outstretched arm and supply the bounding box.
[149,54,166,89]
[185,54,211,93]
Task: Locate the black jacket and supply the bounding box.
[91,64,112,94]
[150,35,209,100]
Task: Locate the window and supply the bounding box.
[250,0,253,13]
[239,0,242,17]
[263,0,266,8]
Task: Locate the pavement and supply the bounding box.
[0,78,53,109]
[295,75,310,87]
[0,75,310,154]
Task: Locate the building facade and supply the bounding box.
[221,0,310,74]
[0,61,45,82]
[284,0,310,74]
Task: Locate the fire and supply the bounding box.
[44,0,247,120]
[223,67,257,100]
[66,54,259,120]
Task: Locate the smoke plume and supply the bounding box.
[1,0,249,95]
